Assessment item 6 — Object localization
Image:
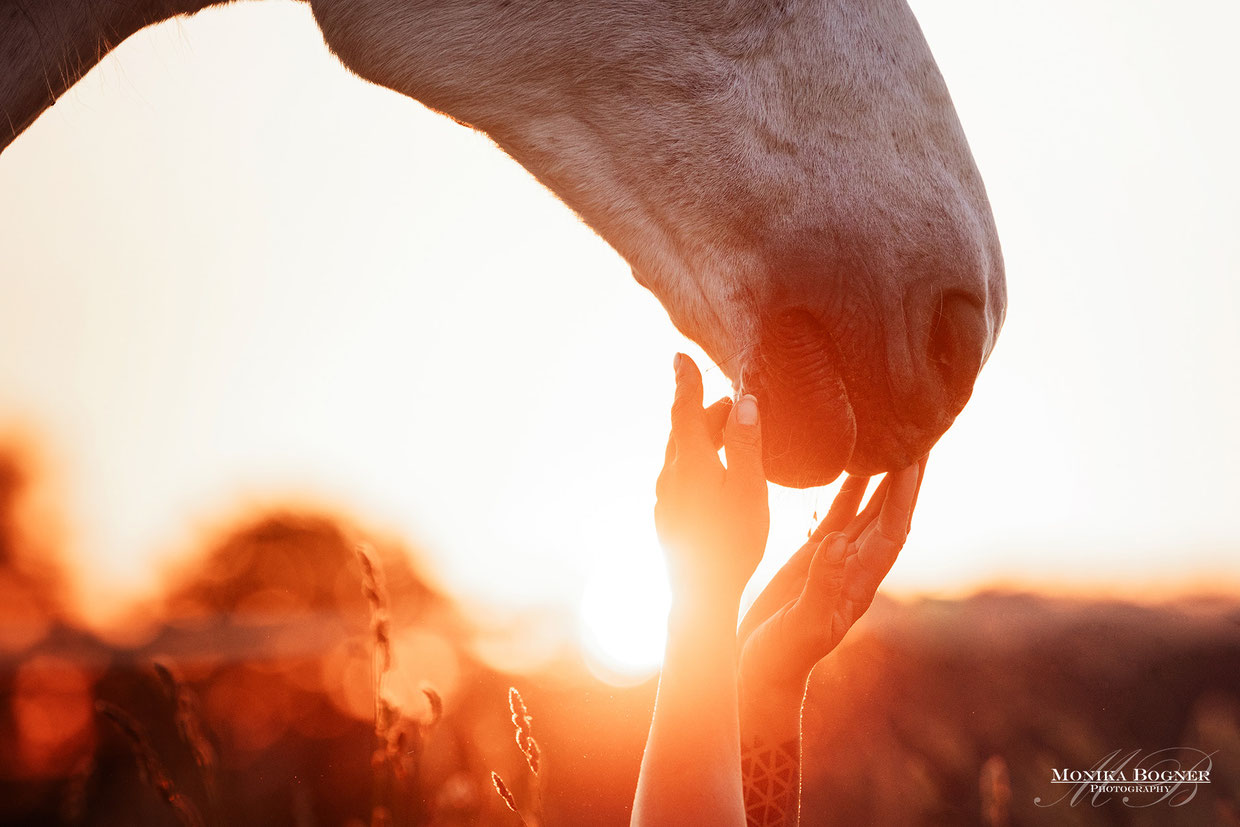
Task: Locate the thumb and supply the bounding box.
[797,532,848,619]
[723,394,765,496]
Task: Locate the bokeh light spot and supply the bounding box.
[578,547,670,686]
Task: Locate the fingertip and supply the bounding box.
[892,461,921,498]
[723,398,767,491]
[670,353,704,413]
[725,395,764,456]
[673,352,701,379]
[734,394,759,425]
[908,455,929,533]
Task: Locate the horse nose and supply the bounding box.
[926,291,987,414]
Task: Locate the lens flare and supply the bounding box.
[578,547,670,686]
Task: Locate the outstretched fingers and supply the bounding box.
[657,359,730,501]
[669,353,715,464]
[738,472,873,644]
[843,475,891,541]
[662,394,732,471]
[845,462,921,603]
[907,454,930,533]
[810,474,871,543]
[768,532,851,675]
[797,533,848,619]
[874,462,920,546]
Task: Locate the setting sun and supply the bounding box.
[1,0,1239,823]
[578,544,671,685]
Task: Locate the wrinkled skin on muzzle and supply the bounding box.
[309,0,1007,486]
[0,0,1006,489]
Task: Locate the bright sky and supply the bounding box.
[1,1,1237,675]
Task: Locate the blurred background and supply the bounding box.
[0,0,1237,824]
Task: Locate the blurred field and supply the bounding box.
[1,445,1237,826]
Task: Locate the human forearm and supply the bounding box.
[739,674,805,827]
[634,363,768,826]
[632,598,746,827]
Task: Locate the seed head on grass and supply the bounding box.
[376,697,398,741]
[422,684,443,728]
[153,662,218,806]
[491,771,530,825]
[508,686,539,775]
[508,687,529,724]
[492,686,544,824]
[356,542,432,824]
[524,737,541,776]
[95,701,204,827]
[355,543,392,675]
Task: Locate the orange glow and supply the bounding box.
[0,2,1235,823]
[91,605,163,650]
[386,628,461,710]
[205,665,293,755]
[578,548,670,685]
[0,1,1235,635]
[0,572,51,653]
[11,656,95,778]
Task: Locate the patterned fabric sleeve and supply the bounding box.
[742,737,800,827]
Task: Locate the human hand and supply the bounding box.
[736,459,925,699]
[655,353,769,612]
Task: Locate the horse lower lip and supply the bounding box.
[753,365,858,488]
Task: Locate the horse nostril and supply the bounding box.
[927,292,986,410]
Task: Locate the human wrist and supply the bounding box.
[668,589,742,630]
[739,670,806,744]
[740,667,808,719]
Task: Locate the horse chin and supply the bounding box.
[843,429,928,478]
[760,397,938,486]
[762,408,856,488]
